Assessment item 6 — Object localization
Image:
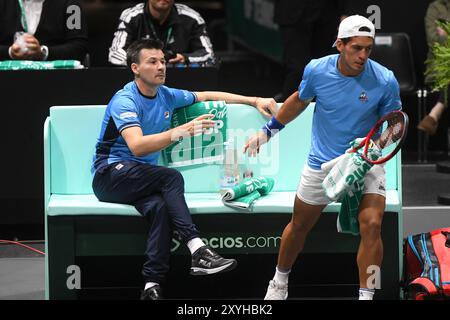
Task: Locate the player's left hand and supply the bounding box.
[243,130,270,157]
[169,54,186,64]
[254,97,278,118]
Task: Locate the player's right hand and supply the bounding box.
[174,114,215,139]
[243,131,269,157]
[10,34,44,60]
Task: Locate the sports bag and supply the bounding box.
[403,227,450,299]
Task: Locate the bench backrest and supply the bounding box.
[44,104,400,195]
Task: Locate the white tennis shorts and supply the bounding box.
[296,164,386,206]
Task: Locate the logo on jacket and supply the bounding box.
[164,111,170,119]
[359,91,368,102]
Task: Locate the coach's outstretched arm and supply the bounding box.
[195,91,278,119]
[244,91,310,157]
[121,114,215,157]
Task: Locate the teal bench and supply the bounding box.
[44,104,403,299]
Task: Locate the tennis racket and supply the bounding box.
[350,110,409,165]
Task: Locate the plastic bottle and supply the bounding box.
[243,168,254,179]
[14,32,28,53]
[220,139,240,188]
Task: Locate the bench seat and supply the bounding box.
[47,190,400,216]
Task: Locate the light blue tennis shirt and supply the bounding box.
[92,81,196,174]
[298,54,402,170]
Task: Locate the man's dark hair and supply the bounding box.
[340,27,373,45]
[340,37,352,45]
[126,39,164,68]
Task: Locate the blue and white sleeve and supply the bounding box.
[110,98,141,133]
[169,88,197,110]
[298,61,316,102]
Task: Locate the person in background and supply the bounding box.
[273,0,347,102]
[417,0,450,135]
[109,0,214,66]
[0,0,88,61]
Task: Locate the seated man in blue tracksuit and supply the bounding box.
[92,38,278,300]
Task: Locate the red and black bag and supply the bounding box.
[403,227,450,300]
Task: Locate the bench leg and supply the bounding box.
[47,217,78,300]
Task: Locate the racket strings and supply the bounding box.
[376,118,404,150]
[358,111,408,165]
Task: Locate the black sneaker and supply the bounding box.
[190,246,237,275]
[140,285,163,300]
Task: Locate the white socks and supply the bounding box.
[271,266,375,300]
[273,266,291,285]
[144,282,159,291]
[144,238,206,292]
[186,237,206,255]
[359,288,375,300]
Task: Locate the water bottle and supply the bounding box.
[220,139,240,188]
[243,168,254,179]
[14,32,28,53]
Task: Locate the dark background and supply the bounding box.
[0,0,447,237]
[81,0,431,81]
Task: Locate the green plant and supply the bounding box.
[425,20,450,103]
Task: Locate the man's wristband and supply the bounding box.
[40,45,49,60]
[261,116,285,137]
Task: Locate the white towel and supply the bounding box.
[321,138,381,201]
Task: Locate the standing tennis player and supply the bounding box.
[244,15,402,300]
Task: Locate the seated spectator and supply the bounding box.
[417,0,450,135]
[109,0,214,66]
[0,0,88,62]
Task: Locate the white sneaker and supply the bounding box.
[264,280,288,300]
